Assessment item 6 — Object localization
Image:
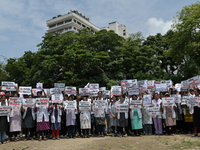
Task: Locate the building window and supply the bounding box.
[82,24,85,28]
[77,21,81,26]
[123,33,126,36]
[74,19,77,23]
[123,30,126,32]
[57,22,63,26]
[49,24,56,28]
[69,27,72,29]
[65,19,72,23]
[74,27,76,30]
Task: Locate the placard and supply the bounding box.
[121,80,137,87]
[155,84,167,92]
[19,86,32,95]
[79,88,90,96]
[54,83,65,92]
[147,80,155,88]
[89,83,99,89]
[143,95,152,106]
[44,89,50,96]
[140,85,147,93]
[181,80,188,92]
[23,98,35,107]
[188,76,200,86]
[94,100,107,109]
[9,97,23,104]
[128,87,139,95]
[162,97,175,106]
[130,100,142,109]
[50,88,61,95]
[79,101,91,111]
[1,81,17,91]
[36,98,49,107]
[90,88,99,97]
[181,96,189,105]
[116,104,129,112]
[65,87,76,95]
[102,90,110,98]
[171,94,181,103]
[32,88,37,96]
[36,83,43,91]
[161,80,172,88]
[51,94,63,103]
[187,97,199,107]
[148,107,160,116]
[64,100,77,109]
[99,87,106,91]
[0,106,11,116]
[111,86,121,96]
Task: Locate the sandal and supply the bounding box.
[98,134,101,138]
[192,134,198,137]
[44,137,47,141]
[101,134,105,137]
[53,137,56,140]
[38,136,42,141]
[123,134,127,137]
[56,137,60,140]
[24,138,27,141]
[31,138,34,141]
[3,141,6,144]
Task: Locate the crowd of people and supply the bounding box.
[0,84,199,145]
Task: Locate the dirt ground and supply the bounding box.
[1,134,200,150]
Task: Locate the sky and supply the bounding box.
[0,0,198,60]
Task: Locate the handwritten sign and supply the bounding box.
[162,97,175,106]
[143,95,152,106]
[19,86,32,95]
[51,94,63,103]
[116,104,129,112]
[130,100,142,109]
[0,106,11,116]
[36,98,49,107]
[79,101,91,111]
[23,98,35,107]
[65,87,76,95]
[148,107,160,116]
[64,100,77,109]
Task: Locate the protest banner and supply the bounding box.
[171,94,181,103]
[90,88,99,97]
[64,100,77,109]
[102,90,110,98]
[111,86,121,96]
[51,94,63,103]
[36,83,43,91]
[19,86,32,95]
[121,80,137,87]
[65,87,76,95]
[155,83,167,92]
[79,88,90,96]
[143,95,152,106]
[50,88,61,95]
[130,100,142,109]
[140,85,147,93]
[116,104,129,112]
[89,83,99,89]
[79,101,91,111]
[181,96,189,105]
[54,83,65,92]
[161,80,172,88]
[137,80,147,88]
[188,76,200,86]
[23,98,35,107]
[0,106,11,116]
[1,81,17,91]
[36,98,49,107]
[9,97,23,105]
[94,100,107,109]
[162,97,175,106]
[148,107,160,116]
[128,87,139,95]
[187,97,199,107]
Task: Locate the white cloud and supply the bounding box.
[146,17,173,36]
[0,36,9,41]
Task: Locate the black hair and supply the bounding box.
[13,93,19,97]
[5,91,9,94]
[122,94,125,98]
[98,91,102,94]
[68,95,73,100]
[37,91,42,95]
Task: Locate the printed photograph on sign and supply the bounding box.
[32,89,37,96]
[36,83,43,91]
[143,95,152,106]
